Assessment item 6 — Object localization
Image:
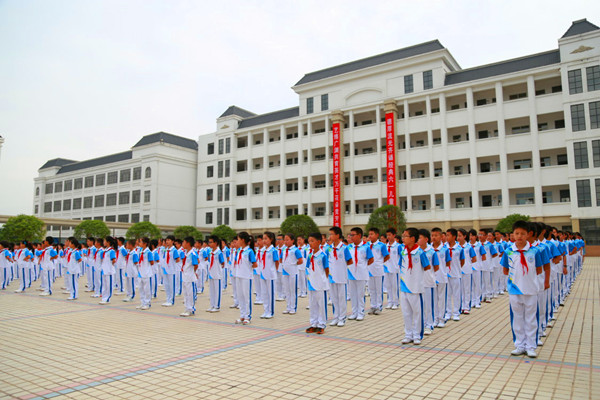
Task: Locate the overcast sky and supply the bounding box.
[1,0,599,216]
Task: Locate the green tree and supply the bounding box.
[73,220,110,241]
[280,214,319,238]
[173,225,203,240]
[126,221,162,239]
[366,205,406,234]
[211,225,237,242]
[495,213,530,233]
[0,214,46,242]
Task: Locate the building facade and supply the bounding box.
[196,19,600,238]
[34,132,198,236]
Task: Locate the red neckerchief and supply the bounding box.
[354,245,358,265]
[406,244,419,270]
[210,251,214,269]
[310,250,315,271]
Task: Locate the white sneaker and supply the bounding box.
[67,297,76,300]
[98,301,109,305]
[282,310,290,314]
[356,315,364,321]
[14,289,23,293]
[140,305,150,310]
[135,305,143,309]
[180,311,192,317]
[526,350,537,358]
[541,330,547,337]
[206,308,214,312]
[424,329,432,336]
[210,308,220,313]
[452,316,460,321]
[475,304,481,309]
[242,319,250,325]
[162,303,174,307]
[235,319,243,324]
[391,305,399,310]
[90,294,100,298]
[337,320,345,327]
[122,297,133,302]
[537,340,544,346]
[260,313,267,319]
[61,291,70,294]
[413,339,421,345]
[385,304,392,309]
[288,311,296,315]
[327,299,332,305]
[306,305,310,310]
[276,297,285,302]
[401,338,412,344]
[348,314,357,320]
[254,301,263,305]
[547,321,554,328]
[229,304,239,309]
[511,348,526,356]
[263,314,273,319]
[39,292,50,296]
[437,322,446,328]
[329,319,339,326]
[373,309,381,315]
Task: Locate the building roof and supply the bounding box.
[444,49,561,86]
[39,158,78,170]
[561,18,600,38]
[219,105,256,119]
[132,131,198,150]
[237,107,300,129]
[294,40,446,86]
[56,151,133,174]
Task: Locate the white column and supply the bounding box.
[495,82,510,213]
[527,75,543,216]
[466,87,479,220]
[262,128,268,226]
[404,99,412,214]
[348,111,355,216]
[375,106,383,208]
[299,120,308,216]
[439,93,451,223]
[426,96,436,216]
[280,123,286,221]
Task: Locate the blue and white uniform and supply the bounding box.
[259,244,279,318]
[306,249,330,329]
[66,248,82,300]
[182,248,199,314]
[384,241,400,309]
[327,242,352,325]
[236,246,257,322]
[367,240,389,313]
[348,242,373,320]
[399,245,430,342]
[281,245,303,314]
[207,247,225,310]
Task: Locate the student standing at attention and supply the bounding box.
[305,232,330,334]
[180,237,199,317]
[367,228,389,315]
[280,233,303,315]
[327,226,353,327]
[260,232,279,319]
[235,232,257,325]
[206,235,225,313]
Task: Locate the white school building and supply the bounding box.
[34,19,600,242]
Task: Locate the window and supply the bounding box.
[590,101,600,129]
[94,195,104,208]
[44,202,52,212]
[560,189,570,202]
[236,185,246,197]
[321,94,329,111]
[576,180,591,207]
[132,190,141,203]
[254,210,262,220]
[83,196,93,209]
[404,75,414,93]
[35,187,40,196]
[511,125,530,134]
[205,212,213,224]
[64,180,72,191]
[106,193,117,206]
[144,167,151,179]
[574,142,589,169]
[555,119,565,129]
[105,215,116,222]
[84,176,94,188]
[557,154,568,165]
[143,215,150,222]
[118,214,129,223]
[54,182,62,193]
[217,185,223,201]
[513,159,532,170]
[286,182,299,192]
[144,190,150,203]
[53,201,61,212]
[540,157,551,167]
[133,167,141,180]
[95,174,105,186]
[119,192,130,205]
[306,97,313,114]
[568,69,583,94]
[596,179,600,206]
[120,169,131,182]
[107,171,118,184]
[34,205,39,213]
[226,137,231,154]
[482,195,492,207]
[543,191,553,204]
[455,197,465,208]
[218,161,223,178]
[315,207,325,217]
[480,162,491,173]
[131,213,140,223]
[286,157,298,165]
[74,178,83,190]
[207,143,214,155]
[45,183,53,194]
[434,167,443,177]
[225,160,230,177]
[592,140,600,167]
[73,198,82,210]
[552,85,562,93]
[423,70,433,90]
[508,93,527,100]
[571,104,586,132]
[218,139,224,155]
[63,199,71,211]
[225,183,230,201]
[516,192,534,205]
[587,65,600,91]
[236,209,246,221]
[237,137,248,148]
[217,208,223,225]
[207,165,214,178]
[207,189,213,201]
[454,166,463,175]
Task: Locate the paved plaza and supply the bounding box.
[1,258,598,400]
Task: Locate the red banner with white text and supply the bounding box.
[332,122,341,227]
[385,112,397,206]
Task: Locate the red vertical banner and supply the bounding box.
[385,112,397,206]
[332,122,341,227]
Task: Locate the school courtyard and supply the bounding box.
[0,259,598,400]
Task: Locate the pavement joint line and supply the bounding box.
[0,306,105,322]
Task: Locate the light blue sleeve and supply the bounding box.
[459,249,465,261]
[380,243,389,257]
[110,249,116,260]
[321,253,329,270]
[432,252,440,267]
[218,252,225,264]
[272,248,279,262]
[120,248,128,257]
[74,251,82,261]
[420,252,430,268]
[343,247,352,262]
[469,247,476,258]
[49,249,58,258]
[365,247,374,259]
[191,254,199,266]
[294,249,302,259]
[248,249,257,263]
[132,253,140,263]
[500,253,509,269]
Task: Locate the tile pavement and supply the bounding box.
[0,258,597,399]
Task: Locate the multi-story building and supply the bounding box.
[35,132,198,236]
[196,19,600,238]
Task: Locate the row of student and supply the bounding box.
[1,224,585,352]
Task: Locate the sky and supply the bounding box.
[1,0,599,215]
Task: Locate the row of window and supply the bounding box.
[206,160,230,178]
[568,65,600,94]
[39,167,151,195]
[571,101,600,132]
[43,214,150,224]
[205,208,229,226]
[207,137,231,156]
[41,190,150,213]
[576,179,600,208]
[306,94,328,114]
[574,140,600,169]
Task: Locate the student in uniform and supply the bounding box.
[253,235,264,305]
[123,240,137,302]
[418,229,439,335]
[275,234,286,301]
[174,238,183,296]
[206,235,225,312]
[235,232,257,325]
[347,227,374,321]
[327,226,352,327]
[445,229,464,321]
[367,228,389,315]
[502,221,543,358]
[297,236,308,298]
[38,237,58,296]
[457,229,476,314]
[229,238,239,309]
[260,231,279,319]
[0,241,12,290]
[280,233,303,315]
[305,232,330,334]
[179,237,199,316]
[99,236,117,305]
[65,237,82,300]
[399,228,431,345]
[14,241,33,293]
[220,239,230,291]
[469,229,486,309]
[91,238,104,298]
[149,239,160,299]
[115,237,127,295]
[162,235,179,307]
[384,228,401,310]
[430,228,448,328]
[137,237,154,310]
[481,230,498,303]
[85,238,96,293]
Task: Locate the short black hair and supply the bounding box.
[308,232,322,242]
[512,220,529,233]
[166,235,175,241]
[183,236,195,246]
[386,228,397,235]
[446,228,457,238]
[418,228,430,242]
[431,227,442,233]
[368,227,380,235]
[329,226,343,237]
[351,227,363,237]
[404,228,419,241]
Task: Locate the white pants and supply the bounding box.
[230,273,238,306]
[435,283,447,325]
[175,271,182,296]
[151,273,158,298]
[510,294,538,351]
[471,270,481,306]
[330,283,347,322]
[236,277,252,320]
[20,267,31,291]
[461,273,472,311]
[125,276,136,299]
[282,274,298,313]
[209,278,221,309]
[401,292,423,340]
[86,264,95,291]
[423,286,435,330]
[298,269,307,296]
[253,274,262,302]
[481,270,492,299]
[163,273,175,305]
[384,272,399,307]
[276,270,285,299]
[182,281,196,313]
[368,275,384,311]
[261,279,275,317]
[40,269,53,294]
[93,267,102,296]
[446,277,461,318]
[538,288,548,334]
[139,277,151,307]
[116,268,125,292]
[67,272,78,299]
[101,273,113,302]
[309,290,327,328]
[348,280,367,318]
